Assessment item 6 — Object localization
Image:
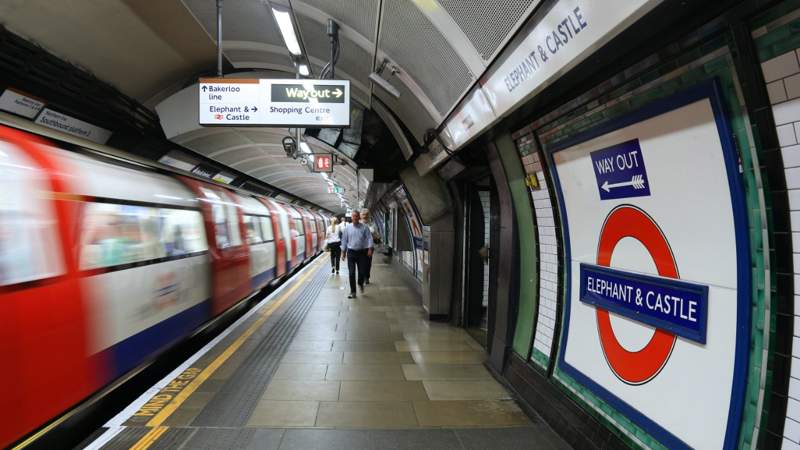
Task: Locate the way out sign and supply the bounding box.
[198,78,350,127]
[550,85,750,450]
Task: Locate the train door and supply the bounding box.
[260,198,286,277]
[285,205,306,264]
[0,130,97,448]
[237,194,277,290]
[316,213,326,251]
[303,210,318,255]
[179,177,250,316]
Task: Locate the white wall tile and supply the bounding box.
[763,51,800,83]
[786,167,800,189]
[786,417,800,444]
[784,145,800,169]
[772,79,790,104]
[792,211,800,231]
[789,73,800,101]
[784,437,800,449]
[788,190,800,209]
[794,253,800,273]
[788,397,800,421]
[775,98,800,126]
[793,356,800,379]
[780,123,799,147]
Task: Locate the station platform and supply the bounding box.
[84,257,569,450]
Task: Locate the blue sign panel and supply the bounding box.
[590,139,651,200]
[579,264,708,344]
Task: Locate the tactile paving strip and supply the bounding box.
[190,265,331,427]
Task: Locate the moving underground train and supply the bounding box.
[0,125,329,447]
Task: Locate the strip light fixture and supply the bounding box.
[271,7,302,55]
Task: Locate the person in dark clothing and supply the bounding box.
[340,210,373,298]
[325,216,342,274]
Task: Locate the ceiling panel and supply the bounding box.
[295,0,379,42]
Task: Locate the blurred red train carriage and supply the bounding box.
[0,125,328,447]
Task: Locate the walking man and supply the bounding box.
[360,208,380,285]
[341,210,373,298]
[325,216,341,274]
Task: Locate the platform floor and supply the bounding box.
[87,256,569,449]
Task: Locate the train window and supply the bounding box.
[244,215,262,245]
[295,219,304,235]
[260,216,274,241]
[0,148,65,286]
[200,187,241,249]
[226,202,242,247]
[159,208,207,256]
[80,203,165,269]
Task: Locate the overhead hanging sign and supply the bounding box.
[0,88,45,119]
[198,78,350,127]
[34,108,112,144]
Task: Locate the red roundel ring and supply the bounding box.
[595,205,677,385]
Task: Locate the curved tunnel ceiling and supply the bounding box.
[0,0,541,212]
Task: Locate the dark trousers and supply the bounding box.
[346,249,369,293]
[328,242,341,271]
[365,251,373,281]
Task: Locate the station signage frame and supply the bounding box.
[198,78,351,128]
[311,153,334,173]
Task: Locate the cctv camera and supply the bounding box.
[282,136,297,157]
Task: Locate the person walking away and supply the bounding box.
[325,216,342,274]
[360,208,380,285]
[341,210,373,298]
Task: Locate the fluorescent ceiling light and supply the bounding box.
[298,64,310,76]
[299,142,311,154]
[272,8,302,56]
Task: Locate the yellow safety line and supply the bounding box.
[127,258,323,449]
[129,426,168,450]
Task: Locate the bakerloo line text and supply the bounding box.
[585,275,700,323]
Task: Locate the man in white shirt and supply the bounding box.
[341,210,373,298]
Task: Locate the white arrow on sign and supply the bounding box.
[333,88,342,98]
[601,174,646,193]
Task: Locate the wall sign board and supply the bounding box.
[549,82,749,449]
[198,78,350,127]
[34,108,112,144]
[0,89,44,119]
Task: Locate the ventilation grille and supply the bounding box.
[224,49,293,69]
[183,0,283,44]
[296,0,379,41]
[373,77,436,145]
[379,0,474,116]
[297,15,373,86]
[439,0,537,61]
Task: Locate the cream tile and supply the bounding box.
[396,340,477,352]
[325,364,405,380]
[410,351,487,364]
[762,51,800,83]
[287,340,334,352]
[343,352,415,364]
[333,341,399,352]
[272,363,328,380]
[422,381,511,400]
[316,401,418,428]
[402,364,493,380]
[769,79,789,104]
[281,351,343,364]
[413,400,531,427]
[247,400,319,427]
[262,380,340,401]
[339,381,429,401]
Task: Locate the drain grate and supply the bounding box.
[191,266,331,427]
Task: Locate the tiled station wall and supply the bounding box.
[758,24,800,449]
[501,7,794,447]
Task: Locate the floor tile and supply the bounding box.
[272,363,328,380]
[287,340,333,352]
[402,363,493,380]
[278,429,461,450]
[333,341,399,352]
[455,426,571,449]
[316,401,418,428]
[281,351,343,364]
[343,351,415,364]
[325,364,405,380]
[396,340,478,352]
[410,351,487,364]
[413,400,532,427]
[262,380,340,401]
[246,429,286,450]
[339,381,429,401]
[247,400,319,427]
[423,380,512,400]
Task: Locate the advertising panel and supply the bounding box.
[549,82,749,449]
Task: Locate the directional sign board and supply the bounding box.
[199,78,350,127]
